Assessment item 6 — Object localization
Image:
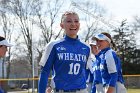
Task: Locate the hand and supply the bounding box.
[46,86,53,93]
[106,86,115,93]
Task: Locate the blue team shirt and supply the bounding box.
[92,52,102,85]
[0,87,4,93]
[39,35,90,93]
[0,90,3,93]
[91,53,102,93]
[100,47,124,87]
[85,68,93,83]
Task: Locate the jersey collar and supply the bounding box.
[65,35,79,42]
[101,47,111,54]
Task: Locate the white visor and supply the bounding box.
[93,34,111,43]
[89,40,96,45]
[0,40,13,47]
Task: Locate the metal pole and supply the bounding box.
[32,58,35,93]
[31,32,35,93]
[2,60,4,78]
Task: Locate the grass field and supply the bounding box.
[127,88,140,93]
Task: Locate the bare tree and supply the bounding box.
[33,0,65,65]
[36,0,64,43]
[0,10,15,92]
[133,16,140,33]
[4,0,42,71]
[1,0,65,77]
[71,1,107,42]
[0,11,15,79]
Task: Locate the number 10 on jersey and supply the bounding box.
[68,63,80,75]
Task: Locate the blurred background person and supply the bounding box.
[0,36,13,93]
[90,40,104,93]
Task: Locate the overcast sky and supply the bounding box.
[1,0,140,45]
[95,0,140,46]
[96,0,140,21]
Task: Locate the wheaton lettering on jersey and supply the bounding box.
[57,53,87,62]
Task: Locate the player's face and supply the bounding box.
[0,45,8,57]
[90,45,99,55]
[60,14,80,38]
[96,40,109,50]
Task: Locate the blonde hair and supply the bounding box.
[61,11,79,23]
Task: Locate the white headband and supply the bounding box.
[0,40,13,47]
[89,40,96,45]
[93,34,111,43]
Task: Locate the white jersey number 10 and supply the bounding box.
[68,63,80,75]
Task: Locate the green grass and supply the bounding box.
[127,88,140,93]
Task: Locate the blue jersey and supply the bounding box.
[39,35,90,93]
[0,90,3,93]
[100,47,124,87]
[92,53,102,85]
[85,68,93,83]
[0,87,4,93]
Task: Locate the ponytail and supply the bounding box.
[101,32,117,51]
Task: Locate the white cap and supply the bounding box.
[93,34,111,43]
[0,40,13,47]
[89,40,96,45]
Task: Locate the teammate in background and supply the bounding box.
[0,36,13,93]
[89,40,104,93]
[38,11,91,93]
[93,32,127,93]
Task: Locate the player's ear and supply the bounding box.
[60,23,64,28]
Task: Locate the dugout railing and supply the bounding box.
[123,75,140,89]
[0,75,140,92]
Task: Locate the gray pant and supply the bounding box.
[87,82,93,93]
[95,83,104,93]
[104,82,127,93]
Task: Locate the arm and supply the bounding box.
[109,72,118,87]
[86,59,93,74]
[106,86,115,93]
[107,72,118,93]
[46,86,53,93]
[86,48,94,74]
[38,42,56,93]
[38,67,50,93]
[106,51,118,93]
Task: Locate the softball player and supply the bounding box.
[0,36,13,93]
[38,11,90,93]
[93,32,127,93]
[90,40,104,93]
